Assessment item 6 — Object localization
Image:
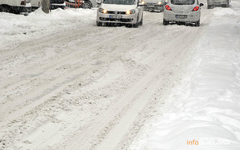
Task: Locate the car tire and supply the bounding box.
[132,17,139,28]
[163,19,169,25]
[82,0,92,9]
[224,1,229,7]
[133,23,139,28]
[195,20,200,27]
[159,7,164,12]
[96,21,102,26]
[226,0,230,7]
[139,14,143,26]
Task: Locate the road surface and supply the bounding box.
[0,6,212,150]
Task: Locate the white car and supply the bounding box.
[163,0,204,26]
[96,0,144,27]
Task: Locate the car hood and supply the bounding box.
[101,4,137,11]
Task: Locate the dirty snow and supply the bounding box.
[0,1,240,150]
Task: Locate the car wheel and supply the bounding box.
[195,20,200,27]
[159,7,164,12]
[226,0,230,7]
[139,14,143,26]
[133,22,139,28]
[163,19,169,25]
[82,0,92,9]
[96,21,102,26]
[224,2,229,7]
[207,5,212,9]
[132,17,139,28]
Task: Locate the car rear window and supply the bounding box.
[171,0,195,5]
[103,0,135,5]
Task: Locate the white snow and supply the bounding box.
[129,3,240,150]
[0,7,96,50]
[0,1,240,150]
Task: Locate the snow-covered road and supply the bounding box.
[0,1,240,150]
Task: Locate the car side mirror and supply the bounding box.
[200,3,204,6]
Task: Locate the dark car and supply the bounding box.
[143,0,166,12]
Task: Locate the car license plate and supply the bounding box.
[175,15,187,19]
[147,5,155,7]
[109,15,122,19]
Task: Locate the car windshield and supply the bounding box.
[171,0,195,5]
[103,0,136,5]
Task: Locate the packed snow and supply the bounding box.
[0,8,96,49]
[0,1,240,150]
[129,1,240,150]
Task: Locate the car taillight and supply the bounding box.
[20,1,26,5]
[165,5,172,11]
[192,6,199,11]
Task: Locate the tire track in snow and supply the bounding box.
[0,11,207,150]
[0,13,166,146]
[0,12,159,92]
[63,23,203,150]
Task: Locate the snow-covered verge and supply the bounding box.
[0,7,96,49]
[129,2,240,150]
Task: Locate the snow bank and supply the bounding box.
[0,8,96,49]
[129,2,240,150]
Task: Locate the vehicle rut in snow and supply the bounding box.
[0,9,211,150]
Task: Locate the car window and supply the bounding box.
[171,0,195,5]
[103,0,136,5]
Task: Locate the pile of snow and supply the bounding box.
[0,8,96,49]
[129,3,240,150]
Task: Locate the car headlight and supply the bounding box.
[141,1,145,4]
[126,9,135,15]
[158,1,162,4]
[99,8,107,13]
